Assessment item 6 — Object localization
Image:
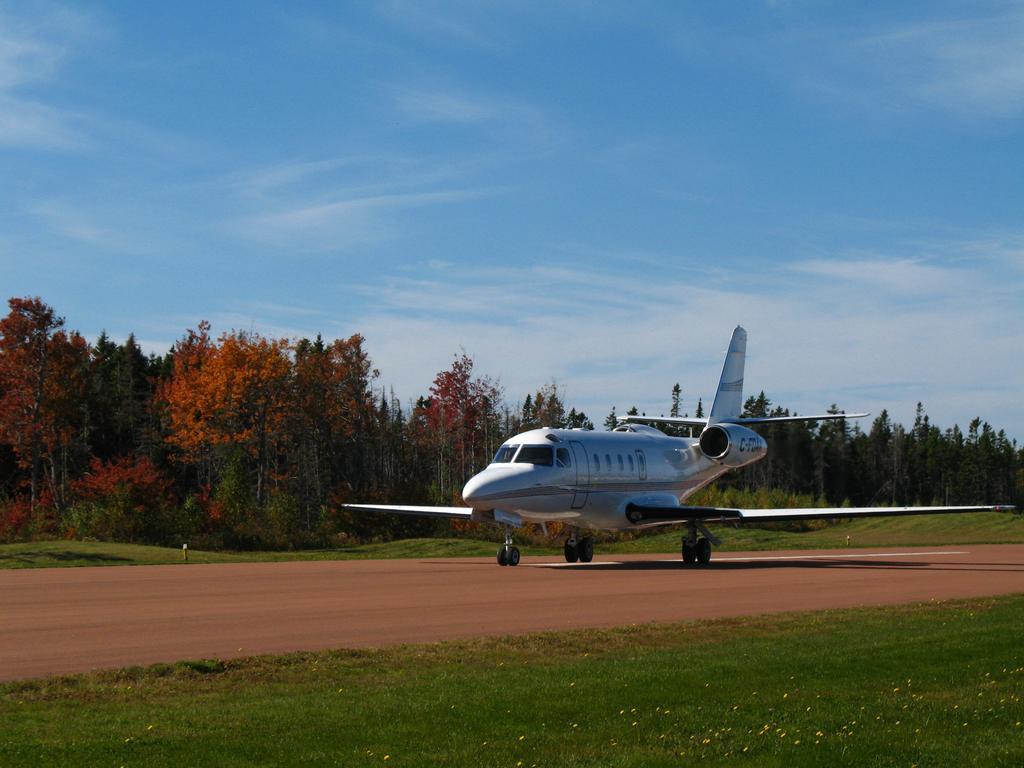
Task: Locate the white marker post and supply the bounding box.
[182,543,188,561]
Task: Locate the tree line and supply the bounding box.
[0,297,1019,548]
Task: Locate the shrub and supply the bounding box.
[0,497,32,542]
[69,456,178,543]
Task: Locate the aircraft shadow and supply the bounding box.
[420,557,1024,573]
[0,549,134,566]
[542,558,1022,572]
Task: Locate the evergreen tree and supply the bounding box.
[603,406,618,431]
[670,383,682,418]
[565,408,594,430]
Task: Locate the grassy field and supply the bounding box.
[2,595,1022,766]
[2,511,1021,570]
[0,537,520,569]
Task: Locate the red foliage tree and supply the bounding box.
[0,297,90,511]
[424,354,503,502]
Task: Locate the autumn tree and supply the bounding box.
[70,455,175,542]
[159,326,291,502]
[529,382,567,428]
[0,297,90,511]
[423,354,502,502]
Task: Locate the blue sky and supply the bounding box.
[2,1,1023,438]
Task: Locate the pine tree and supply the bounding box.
[670,383,682,418]
[566,408,594,430]
[603,406,617,431]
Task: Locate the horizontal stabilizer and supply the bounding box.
[619,412,868,429]
[619,415,710,428]
[728,413,869,425]
[342,504,473,519]
[625,502,1014,527]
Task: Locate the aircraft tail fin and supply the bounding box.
[708,326,747,424]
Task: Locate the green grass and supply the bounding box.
[2,595,1023,766]
[3,511,1022,570]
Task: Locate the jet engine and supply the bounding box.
[698,423,767,468]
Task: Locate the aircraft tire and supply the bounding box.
[509,547,521,566]
[497,547,509,566]
[564,541,579,563]
[696,538,712,565]
[579,537,594,563]
[682,541,696,564]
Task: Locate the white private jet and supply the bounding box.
[346,327,1013,567]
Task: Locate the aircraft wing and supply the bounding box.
[342,504,474,519]
[625,502,1014,526]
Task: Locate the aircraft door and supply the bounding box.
[635,449,647,480]
[569,441,590,509]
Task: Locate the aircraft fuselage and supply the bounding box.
[461,425,764,530]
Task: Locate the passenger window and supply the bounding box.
[514,446,553,466]
[556,447,571,467]
[628,455,634,471]
[605,454,612,471]
[492,444,518,463]
[593,454,600,471]
[617,454,624,471]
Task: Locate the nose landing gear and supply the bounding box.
[497,527,521,566]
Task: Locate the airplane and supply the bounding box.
[345,327,1013,567]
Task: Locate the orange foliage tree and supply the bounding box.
[159,325,291,502]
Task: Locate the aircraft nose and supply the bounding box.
[462,474,487,506]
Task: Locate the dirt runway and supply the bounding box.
[3,544,1024,681]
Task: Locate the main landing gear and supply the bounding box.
[497,527,521,567]
[563,531,594,563]
[682,522,712,565]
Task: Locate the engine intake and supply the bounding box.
[698,423,767,468]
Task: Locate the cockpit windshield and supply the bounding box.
[492,444,519,463]
[514,445,553,466]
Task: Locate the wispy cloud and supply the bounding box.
[23,198,116,246]
[391,84,555,149]
[225,150,506,252]
[374,1,501,50]
[0,3,104,150]
[233,187,497,250]
[0,94,82,149]
[855,10,1024,119]
[395,88,527,124]
[778,5,1024,124]
[789,256,968,295]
